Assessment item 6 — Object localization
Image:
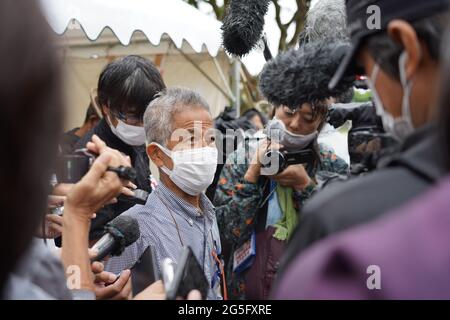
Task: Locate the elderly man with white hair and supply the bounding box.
[105,87,223,300]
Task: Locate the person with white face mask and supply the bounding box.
[280,0,449,286]
[213,101,349,300]
[72,55,166,242]
[104,88,223,300]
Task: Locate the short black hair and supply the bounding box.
[97,55,166,119]
[242,108,267,126]
[364,12,448,80]
[84,102,100,123]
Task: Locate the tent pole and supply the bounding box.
[231,58,241,116]
[174,46,233,102]
[213,56,234,99]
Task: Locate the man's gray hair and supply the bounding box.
[300,0,348,44]
[144,87,211,146]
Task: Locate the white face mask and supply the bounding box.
[152,143,218,196]
[108,116,146,146]
[366,51,415,142]
[265,117,318,150]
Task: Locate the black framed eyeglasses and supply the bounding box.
[111,111,143,126]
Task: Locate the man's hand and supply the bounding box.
[52,184,74,197]
[35,195,65,238]
[133,280,166,300]
[61,136,133,292]
[131,280,203,300]
[92,262,132,300]
[64,135,132,221]
[36,214,64,239]
[64,152,124,221]
[271,164,312,191]
[87,135,136,197]
[53,135,136,203]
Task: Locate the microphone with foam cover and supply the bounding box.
[259,40,355,110]
[90,215,140,262]
[221,0,271,57]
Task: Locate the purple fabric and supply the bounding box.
[275,176,450,299]
[245,226,285,300]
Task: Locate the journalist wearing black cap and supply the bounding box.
[276,0,450,284]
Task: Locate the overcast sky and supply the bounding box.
[198,0,320,74]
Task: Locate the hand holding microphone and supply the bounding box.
[61,136,136,292]
[90,215,140,262]
[64,135,133,220]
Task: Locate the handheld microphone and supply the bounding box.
[90,215,140,262]
[259,40,355,110]
[221,0,270,57]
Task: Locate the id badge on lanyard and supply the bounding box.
[232,231,256,274]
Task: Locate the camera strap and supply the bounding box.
[256,177,271,233]
[258,179,277,210]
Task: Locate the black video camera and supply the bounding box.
[328,102,398,175]
[261,148,315,175]
[348,127,397,175]
[56,149,137,184]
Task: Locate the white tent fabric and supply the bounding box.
[39,0,223,57]
[60,33,231,129]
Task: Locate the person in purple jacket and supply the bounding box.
[275,176,450,299]
[274,11,450,299]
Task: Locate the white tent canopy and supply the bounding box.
[40,0,223,57]
[39,0,232,130]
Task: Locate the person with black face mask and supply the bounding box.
[72,55,166,242]
[278,0,450,282]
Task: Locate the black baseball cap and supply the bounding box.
[329,0,450,90]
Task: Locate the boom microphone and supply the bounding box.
[221,0,270,57]
[259,40,355,110]
[90,215,140,262]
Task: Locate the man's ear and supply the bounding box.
[147,144,164,167]
[387,20,423,81]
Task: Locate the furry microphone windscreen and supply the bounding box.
[259,40,355,109]
[107,215,140,250]
[221,0,270,57]
[299,0,348,45]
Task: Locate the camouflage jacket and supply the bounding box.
[214,140,349,299]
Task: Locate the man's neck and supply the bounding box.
[160,174,201,209]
